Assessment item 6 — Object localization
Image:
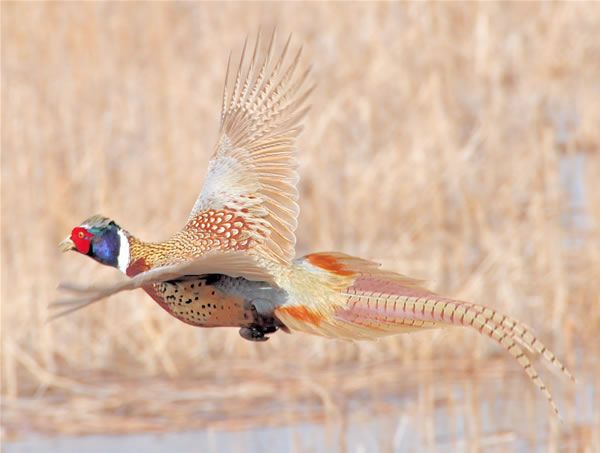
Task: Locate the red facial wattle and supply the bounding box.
[71,227,94,254]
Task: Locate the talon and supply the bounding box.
[261,325,278,335]
[239,325,275,342]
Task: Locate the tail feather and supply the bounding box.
[282,252,574,417]
[466,305,575,382]
[467,304,574,381]
[337,290,565,416]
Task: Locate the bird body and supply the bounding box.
[150,274,286,339]
[56,31,573,416]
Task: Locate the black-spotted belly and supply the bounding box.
[151,274,286,329]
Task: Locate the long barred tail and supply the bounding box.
[466,303,573,381]
[279,252,575,417]
[338,291,573,416]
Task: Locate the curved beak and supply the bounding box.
[59,236,75,252]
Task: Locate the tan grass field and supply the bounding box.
[2,2,600,450]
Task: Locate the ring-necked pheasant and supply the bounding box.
[55,32,573,415]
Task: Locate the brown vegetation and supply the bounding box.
[2,2,599,449]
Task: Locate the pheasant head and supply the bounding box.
[60,215,130,273]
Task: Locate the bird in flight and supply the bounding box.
[55,31,573,416]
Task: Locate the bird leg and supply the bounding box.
[238,298,286,342]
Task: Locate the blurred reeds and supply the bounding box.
[2,2,599,449]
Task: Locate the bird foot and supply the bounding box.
[238,297,288,342]
[239,325,278,342]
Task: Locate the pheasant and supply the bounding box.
[55,32,573,416]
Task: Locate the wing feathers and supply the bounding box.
[229,36,249,113]
[220,51,233,128]
[51,252,274,320]
[189,31,310,263]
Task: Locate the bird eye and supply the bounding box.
[78,231,85,239]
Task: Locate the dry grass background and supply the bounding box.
[2,1,600,450]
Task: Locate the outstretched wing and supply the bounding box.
[51,251,274,320]
[187,31,313,264]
